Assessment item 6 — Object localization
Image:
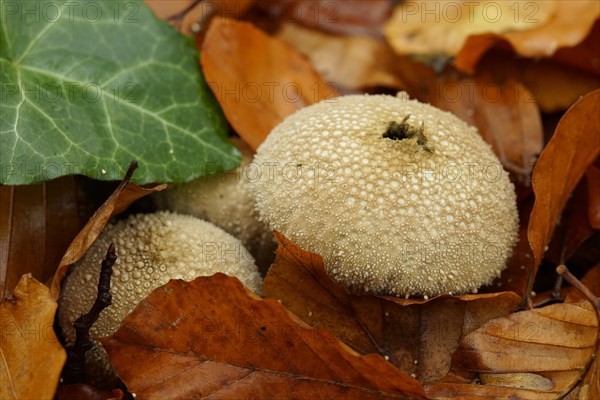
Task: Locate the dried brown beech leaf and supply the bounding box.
[426,300,598,399]
[263,233,522,383]
[258,0,393,37]
[49,166,166,300]
[145,0,255,35]
[101,274,427,399]
[0,177,82,298]
[476,51,600,113]
[587,164,600,229]
[565,262,600,304]
[564,356,599,400]
[55,384,124,400]
[201,18,339,150]
[426,383,562,400]
[276,23,405,91]
[275,21,436,98]
[552,20,600,76]
[425,72,543,184]
[563,265,600,400]
[484,198,534,296]
[384,0,557,58]
[546,180,596,265]
[527,89,600,295]
[0,274,66,400]
[455,3,600,74]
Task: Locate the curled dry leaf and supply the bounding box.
[384,0,556,59]
[527,89,600,296]
[562,265,600,399]
[145,0,255,35]
[276,22,405,91]
[201,18,339,150]
[55,384,124,400]
[455,2,600,74]
[278,23,449,101]
[552,20,600,76]
[101,274,427,399]
[587,164,600,228]
[49,164,166,300]
[476,51,600,112]
[258,0,393,37]
[426,300,598,399]
[263,233,522,383]
[424,72,543,184]
[564,262,600,305]
[545,180,596,265]
[564,351,599,400]
[0,177,82,298]
[0,275,66,400]
[484,198,534,297]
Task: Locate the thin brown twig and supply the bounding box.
[551,218,571,301]
[556,264,600,311]
[551,275,564,300]
[166,0,203,26]
[123,160,138,183]
[63,243,117,383]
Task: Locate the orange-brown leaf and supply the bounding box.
[260,0,393,37]
[145,0,254,35]
[476,51,600,112]
[425,72,543,184]
[0,177,83,298]
[455,3,600,73]
[545,180,596,265]
[102,274,427,399]
[49,175,165,300]
[426,382,562,400]
[427,300,598,398]
[0,275,66,400]
[276,20,438,100]
[484,198,534,296]
[201,18,338,150]
[565,262,600,304]
[55,384,124,400]
[552,20,600,76]
[263,233,522,383]
[586,164,600,228]
[276,23,405,91]
[527,89,600,294]
[385,1,561,59]
[569,343,599,399]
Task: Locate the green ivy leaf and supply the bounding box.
[0,0,239,185]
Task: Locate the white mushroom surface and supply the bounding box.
[58,211,261,385]
[251,93,519,297]
[155,137,275,270]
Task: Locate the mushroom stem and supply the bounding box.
[63,243,117,384]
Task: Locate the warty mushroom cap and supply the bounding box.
[155,137,275,271]
[250,93,519,297]
[58,211,261,386]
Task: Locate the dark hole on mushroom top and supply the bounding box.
[383,120,412,141]
[383,116,432,152]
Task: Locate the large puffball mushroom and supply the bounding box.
[58,211,261,386]
[155,137,275,271]
[250,93,519,298]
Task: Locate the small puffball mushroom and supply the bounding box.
[58,211,261,386]
[250,93,519,297]
[155,137,275,271]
